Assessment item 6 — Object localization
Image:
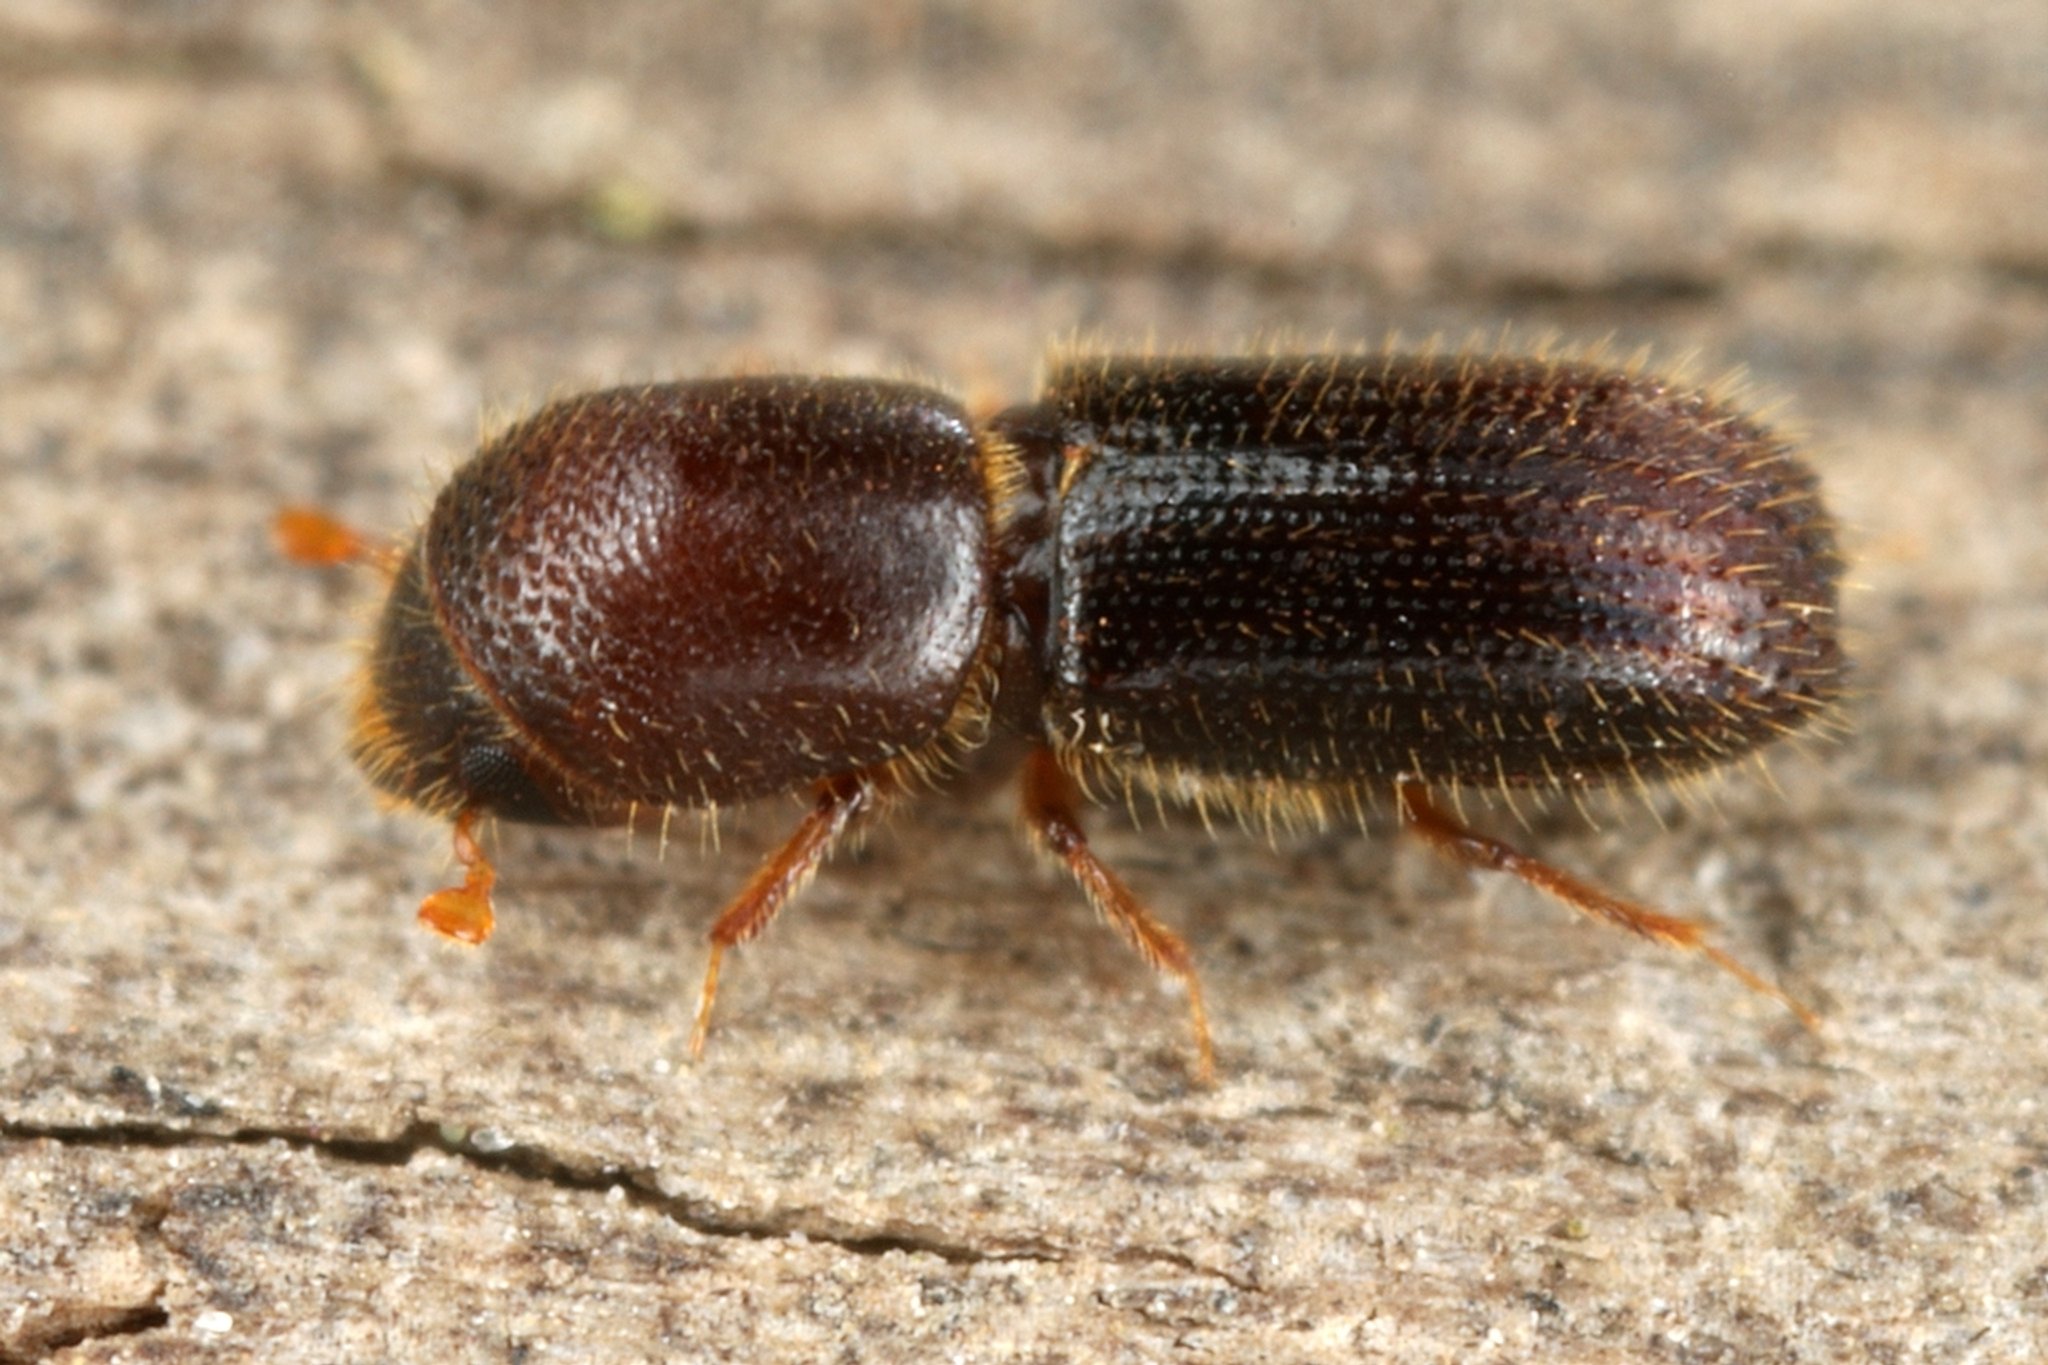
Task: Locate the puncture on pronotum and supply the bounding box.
[280,345,1844,1081]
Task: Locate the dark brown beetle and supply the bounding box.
[283,348,1843,1080]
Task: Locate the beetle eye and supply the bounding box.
[454,741,561,824]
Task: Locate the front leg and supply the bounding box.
[691,767,894,1057]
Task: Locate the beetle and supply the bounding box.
[281,347,1843,1080]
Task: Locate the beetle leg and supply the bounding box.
[1021,748,1216,1084]
[1394,777,1818,1029]
[690,768,889,1058]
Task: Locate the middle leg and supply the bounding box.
[1020,748,1216,1083]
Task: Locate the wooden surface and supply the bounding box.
[4,1,2046,1360]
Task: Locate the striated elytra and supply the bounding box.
[292,348,1844,1081]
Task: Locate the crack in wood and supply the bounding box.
[2,1115,1252,1288]
[0,1295,169,1365]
